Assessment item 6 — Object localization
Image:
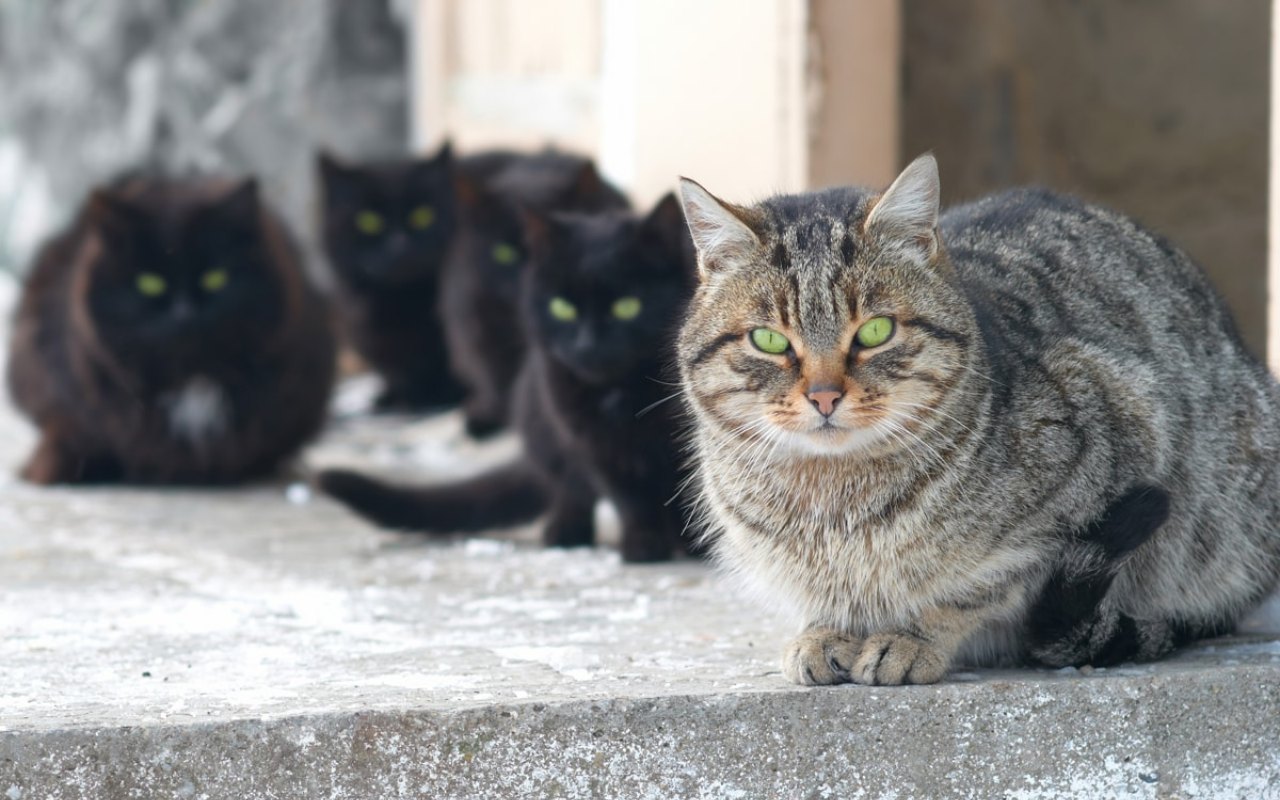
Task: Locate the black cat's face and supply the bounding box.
[522,195,693,384]
[81,180,286,361]
[319,146,457,285]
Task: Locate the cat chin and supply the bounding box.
[772,424,889,458]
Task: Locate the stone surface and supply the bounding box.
[0,0,409,275]
[1,273,1279,799]
[903,0,1269,357]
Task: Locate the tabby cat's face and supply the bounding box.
[319,145,457,285]
[522,194,692,384]
[677,155,976,457]
[81,179,286,361]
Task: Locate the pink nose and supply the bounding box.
[807,389,843,417]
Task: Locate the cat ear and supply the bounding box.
[568,161,606,202]
[863,153,940,263]
[86,189,142,244]
[640,192,693,267]
[433,139,454,163]
[317,151,359,202]
[517,205,558,266]
[677,177,762,281]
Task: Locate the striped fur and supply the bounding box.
[675,154,1280,685]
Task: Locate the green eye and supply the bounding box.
[201,268,229,293]
[355,211,385,235]
[408,206,435,230]
[750,327,790,354]
[492,242,520,265]
[612,296,642,321]
[855,317,894,348]
[549,297,578,322]
[136,273,167,297]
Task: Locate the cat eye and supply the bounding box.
[408,206,436,230]
[750,327,790,355]
[491,242,520,265]
[855,317,894,348]
[548,297,578,322]
[612,297,642,321]
[355,211,385,235]
[136,273,167,297]
[201,268,230,293]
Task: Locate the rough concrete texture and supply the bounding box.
[902,0,1269,357]
[1,273,1279,799]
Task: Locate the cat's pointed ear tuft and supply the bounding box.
[678,177,762,281]
[863,153,940,263]
[569,161,606,202]
[86,189,141,243]
[434,139,454,162]
[316,150,347,179]
[640,192,694,269]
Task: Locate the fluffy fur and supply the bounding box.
[7,175,336,484]
[320,195,699,562]
[676,154,1280,685]
[319,143,498,411]
[439,151,630,437]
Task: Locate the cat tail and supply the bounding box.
[317,462,548,533]
[1026,485,1230,667]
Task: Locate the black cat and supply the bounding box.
[7,175,336,484]
[440,151,629,436]
[320,194,699,562]
[318,143,518,411]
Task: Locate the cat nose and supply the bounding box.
[806,387,843,417]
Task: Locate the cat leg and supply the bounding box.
[784,580,1027,687]
[462,390,508,439]
[1027,485,1172,667]
[612,496,681,563]
[20,431,119,485]
[541,480,596,549]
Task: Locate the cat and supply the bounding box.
[318,143,512,411]
[439,150,630,437]
[6,174,336,484]
[675,153,1280,685]
[318,194,698,563]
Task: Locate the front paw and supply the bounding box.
[783,630,862,686]
[850,631,948,686]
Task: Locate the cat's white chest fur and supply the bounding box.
[165,377,230,444]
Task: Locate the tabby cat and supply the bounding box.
[440,151,629,437]
[319,194,697,562]
[676,154,1280,684]
[7,175,335,484]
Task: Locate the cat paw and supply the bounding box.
[782,630,862,686]
[850,632,948,685]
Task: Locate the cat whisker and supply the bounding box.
[636,391,685,419]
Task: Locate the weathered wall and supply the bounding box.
[903,0,1269,356]
[0,0,410,274]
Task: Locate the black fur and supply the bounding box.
[439,151,629,437]
[1025,485,1212,667]
[7,174,335,484]
[318,144,516,411]
[320,194,699,562]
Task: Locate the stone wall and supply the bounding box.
[903,0,1269,356]
[0,0,410,275]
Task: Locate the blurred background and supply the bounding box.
[0,0,1268,354]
